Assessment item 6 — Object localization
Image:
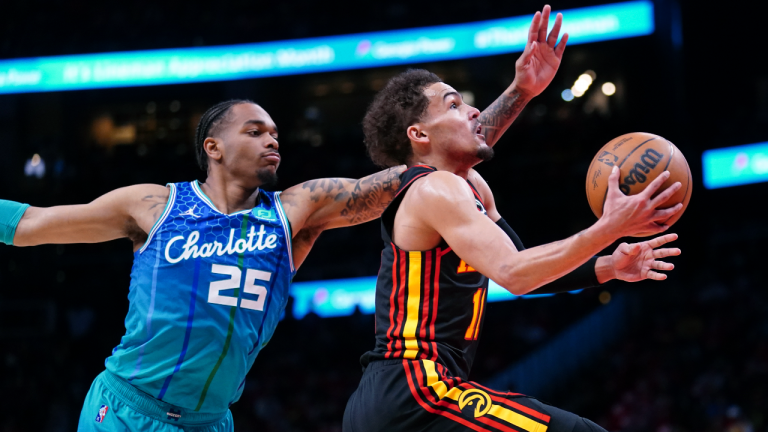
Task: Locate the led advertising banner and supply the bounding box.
[290,277,580,319]
[0,1,654,94]
[702,142,768,189]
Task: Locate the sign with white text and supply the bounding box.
[0,1,654,94]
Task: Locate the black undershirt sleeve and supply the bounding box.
[495,218,600,294]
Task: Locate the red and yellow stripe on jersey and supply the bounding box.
[362,165,491,379]
[384,245,450,361]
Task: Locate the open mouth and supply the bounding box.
[475,124,485,140]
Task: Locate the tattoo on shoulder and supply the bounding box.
[142,193,170,220]
[278,179,346,214]
[478,91,528,144]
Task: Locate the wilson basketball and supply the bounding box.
[585,132,692,236]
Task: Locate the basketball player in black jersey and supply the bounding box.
[344,7,683,432]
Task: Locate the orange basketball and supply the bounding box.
[585,132,692,237]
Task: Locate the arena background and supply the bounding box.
[0,0,765,431]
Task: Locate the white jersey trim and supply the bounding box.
[139,184,177,254]
[273,191,295,273]
[191,180,250,216]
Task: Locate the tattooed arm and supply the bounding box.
[480,5,568,146]
[13,184,170,252]
[479,89,529,147]
[278,166,405,268]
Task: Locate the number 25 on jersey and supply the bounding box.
[208,264,271,311]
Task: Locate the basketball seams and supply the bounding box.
[668,156,693,225]
[587,133,690,236]
[616,137,658,169]
[654,140,678,225]
[585,158,600,214]
[662,140,675,172]
[598,136,659,213]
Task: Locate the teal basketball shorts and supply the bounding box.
[77,370,234,432]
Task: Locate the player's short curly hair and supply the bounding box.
[363,69,442,167]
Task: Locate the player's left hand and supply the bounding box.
[513,5,569,98]
[610,233,681,282]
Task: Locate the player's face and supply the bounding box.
[218,103,280,186]
[419,82,492,164]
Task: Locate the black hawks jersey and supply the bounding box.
[361,165,490,380]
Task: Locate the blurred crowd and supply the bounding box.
[0,276,599,432]
[557,244,767,432]
[4,248,766,432]
[1,0,766,430]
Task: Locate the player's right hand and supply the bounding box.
[601,166,683,238]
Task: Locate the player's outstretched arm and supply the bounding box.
[4,184,169,250]
[412,167,681,295]
[278,165,406,268]
[468,169,681,287]
[479,5,568,146]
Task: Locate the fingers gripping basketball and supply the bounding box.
[586,132,693,237]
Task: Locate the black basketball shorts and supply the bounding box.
[343,359,607,432]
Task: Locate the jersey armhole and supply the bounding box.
[381,171,432,242]
[138,184,177,254]
[465,180,485,207]
[273,191,296,274]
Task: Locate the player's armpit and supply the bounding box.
[279,165,405,236]
[13,184,169,248]
[287,224,324,271]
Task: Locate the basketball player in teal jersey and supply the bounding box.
[0,100,404,431]
[0,6,571,431]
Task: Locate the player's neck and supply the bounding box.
[199,171,261,215]
[410,156,471,179]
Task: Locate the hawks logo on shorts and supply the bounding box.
[404,360,551,431]
[458,388,493,418]
[95,404,108,423]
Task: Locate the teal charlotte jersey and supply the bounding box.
[105,181,295,414]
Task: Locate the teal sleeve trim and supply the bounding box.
[0,200,30,245]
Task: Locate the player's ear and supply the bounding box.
[407,124,429,145]
[204,137,223,163]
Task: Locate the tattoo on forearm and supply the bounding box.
[280,165,405,230]
[339,167,402,224]
[478,90,529,145]
[281,167,404,228]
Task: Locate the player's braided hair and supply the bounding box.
[194,99,255,172]
[363,69,442,167]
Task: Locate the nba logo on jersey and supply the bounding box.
[95,405,108,423]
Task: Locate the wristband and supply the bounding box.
[533,256,600,294]
[0,200,30,245]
